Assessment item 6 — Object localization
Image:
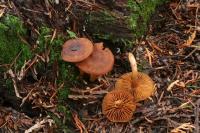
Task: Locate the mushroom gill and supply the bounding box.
[115,53,155,102]
[102,90,136,122]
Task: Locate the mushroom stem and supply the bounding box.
[79,69,85,76]
[90,75,98,82]
[128,53,137,72]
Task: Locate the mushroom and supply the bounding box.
[61,38,93,62]
[115,53,155,102]
[102,90,136,122]
[76,42,114,81]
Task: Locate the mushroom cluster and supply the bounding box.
[61,38,114,81]
[102,53,155,122]
[61,38,155,123]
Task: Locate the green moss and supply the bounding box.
[0,14,33,99]
[83,0,166,49]
[48,105,73,133]
[0,15,32,70]
[57,87,70,102]
[127,0,166,37]
[34,27,79,131]
[35,27,79,84]
[5,79,15,95]
[0,15,78,92]
[0,15,77,130]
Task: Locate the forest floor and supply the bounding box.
[0,0,200,133]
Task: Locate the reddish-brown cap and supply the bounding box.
[115,72,133,92]
[115,72,155,102]
[115,53,155,102]
[102,90,136,122]
[76,43,114,75]
[131,72,155,102]
[61,38,93,62]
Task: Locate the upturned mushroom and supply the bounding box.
[61,38,93,62]
[76,42,114,81]
[102,90,136,122]
[115,53,155,102]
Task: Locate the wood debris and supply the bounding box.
[25,118,54,133]
[179,30,196,48]
[167,80,180,91]
[170,123,195,133]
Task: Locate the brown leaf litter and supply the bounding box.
[0,0,199,132]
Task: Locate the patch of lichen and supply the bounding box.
[0,15,32,71]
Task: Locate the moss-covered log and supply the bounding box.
[8,0,165,48]
[73,0,166,45]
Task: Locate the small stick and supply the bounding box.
[7,69,22,98]
[20,89,34,107]
[195,99,200,133]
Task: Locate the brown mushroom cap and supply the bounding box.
[76,42,114,75]
[61,38,93,62]
[115,53,155,102]
[102,90,136,122]
[115,72,155,102]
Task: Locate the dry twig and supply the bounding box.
[7,69,22,98]
[72,112,88,133]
